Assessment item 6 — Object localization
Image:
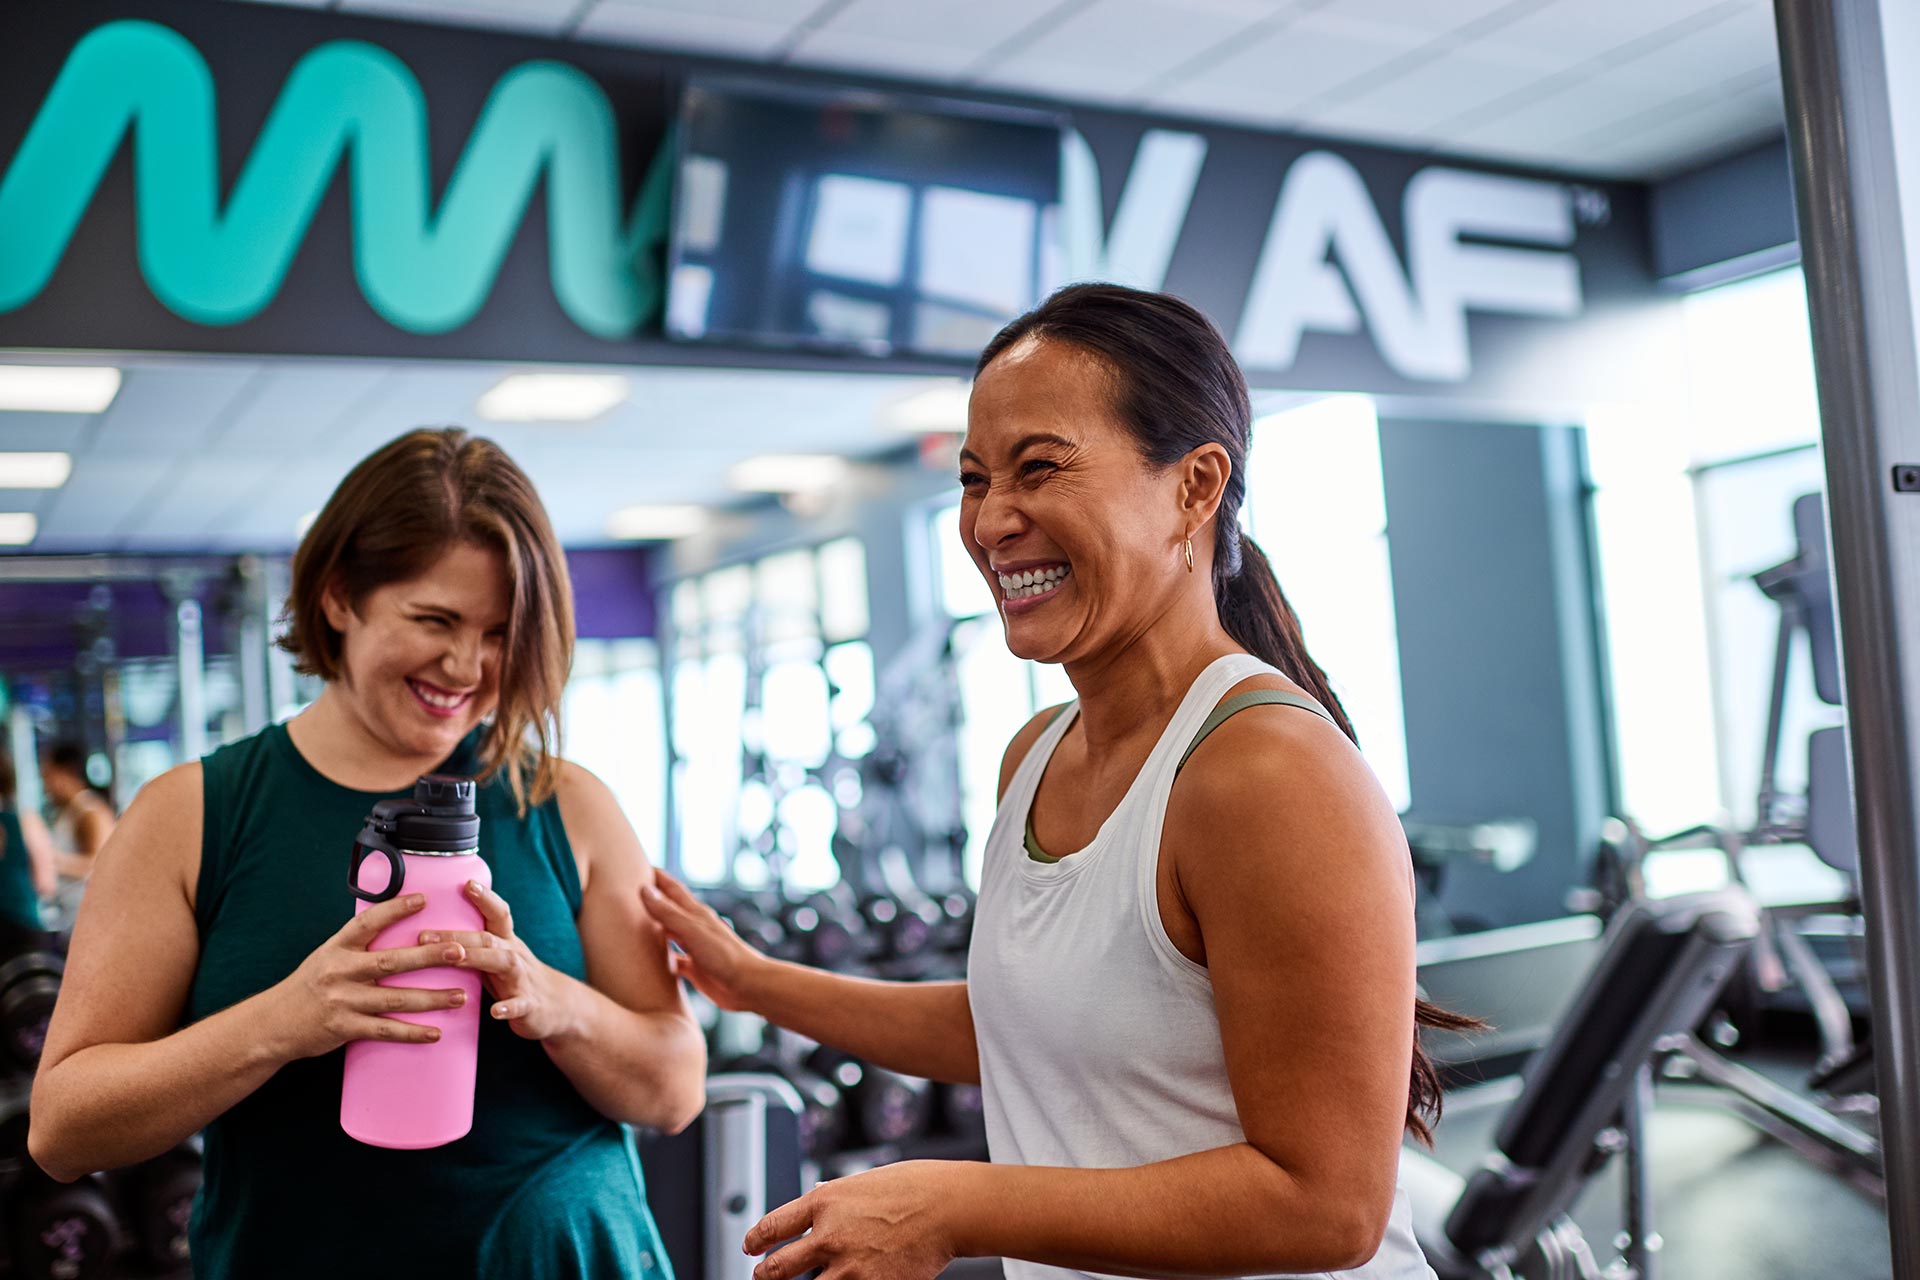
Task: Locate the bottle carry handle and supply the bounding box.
[348,832,406,904]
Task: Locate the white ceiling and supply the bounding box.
[0,356,958,553]
[239,0,1787,181]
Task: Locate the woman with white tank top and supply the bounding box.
[646,284,1454,1280]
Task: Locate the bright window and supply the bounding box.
[1589,268,1843,897]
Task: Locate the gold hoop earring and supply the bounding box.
[1184,538,1195,573]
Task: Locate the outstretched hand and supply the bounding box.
[641,869,771,1012]
[745,1161,961,1280]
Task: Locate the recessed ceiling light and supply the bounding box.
[729,454,850,495]
[606,505,709,541]
[476,373,629,422]
[0,366,121,413]
[0,453,72,488]
[295,510,318,538]
[885,380,971,433]
[0,513,37,546]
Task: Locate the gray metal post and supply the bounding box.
[265,558,296,722]
[236,557,270,734]
[1774,0,1920,1269]
[175,598,207,760]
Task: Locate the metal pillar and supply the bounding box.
[1774,0,1920,1270]
[174,598,207,760]
[265,558,296,722]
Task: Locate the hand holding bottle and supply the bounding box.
[265,893,470,1062]
[421,879,574,1041]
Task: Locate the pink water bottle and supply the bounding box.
[339,775,489,1149]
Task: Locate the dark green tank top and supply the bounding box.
[186,723,671,1280]
[0,810,41,932]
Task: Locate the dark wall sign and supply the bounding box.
[0,1,1683,402]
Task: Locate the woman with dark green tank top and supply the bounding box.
[0,748,55,934]
[29,429,706,1278]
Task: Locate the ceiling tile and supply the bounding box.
[336,0,584,36]
[980,0,1276,101]
[36,458,176,546]
[798,0,1059,60]
[1298,48,1559,136]
[1484,0,1757,61]
[571,3,806,58]
[88,367,264,457]
[207,364,395,454]
[0,413,98,454]
[129,457,292,545]
[1148,10,1426,119]
[782,32,992,82]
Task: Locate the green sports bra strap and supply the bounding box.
[1176,690,1337,773]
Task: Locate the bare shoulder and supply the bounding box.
[551,758,646,893]
[102,762,204,876]
[997,702,1071,803]
[1170,679,1406,885]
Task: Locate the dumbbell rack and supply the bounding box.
[0,924,198,1280]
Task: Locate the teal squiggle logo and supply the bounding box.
[0,20,671,336]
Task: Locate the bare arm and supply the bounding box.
[31,765,468,1181]
[430,763,706,1132]
[747,707,1419,1278]
[647,873,980,1085]
[643,704,1066,1087]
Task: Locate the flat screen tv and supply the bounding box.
[665,79,1064,359]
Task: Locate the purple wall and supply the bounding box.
[566,547,656,640]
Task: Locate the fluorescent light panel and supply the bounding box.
[885,380,971,433]
[0,513,37,545]
[476,373,629,422]
[729,454,850,495]
[606,505,709,541]
[0,452,72,488]
[0,366,121,413]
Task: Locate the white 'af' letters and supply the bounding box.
[1234,152,1582,381]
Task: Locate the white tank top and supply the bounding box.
[967,653,1436,1280]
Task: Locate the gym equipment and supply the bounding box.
[1578,493,1884,1195]
[0,927,63,1079]
[1,1086,121,1280]
[937,1082,988,1142]
[342,774,489,1150]
[712,1052,848,1160]
[638,1074,805,1280]
[780,889,871,972]
[803,1046,935,1150]
[109,1139,202,1271]
[1414,915,1604,1082]
[1402,887,1759,1279]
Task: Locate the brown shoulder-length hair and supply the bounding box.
[278,427,573,812]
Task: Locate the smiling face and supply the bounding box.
[960,337,1201,665]
[322,540,510,765]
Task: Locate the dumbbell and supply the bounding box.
[110,1139,202,1271]
[0,1084,123,1280]
[714,1052,848,1159]
[803,1047,934,1149]
[782,891,871,971]
[702,890,794,961]
[0,942,63,1076]
[4,1168,121,1280]
[857,892,941,964]
[938,1082,988,1143]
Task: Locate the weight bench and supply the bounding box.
[1400,887,1759,1280]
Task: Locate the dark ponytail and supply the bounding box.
[978,282,1479,1145]
[1216,532,1358,745]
